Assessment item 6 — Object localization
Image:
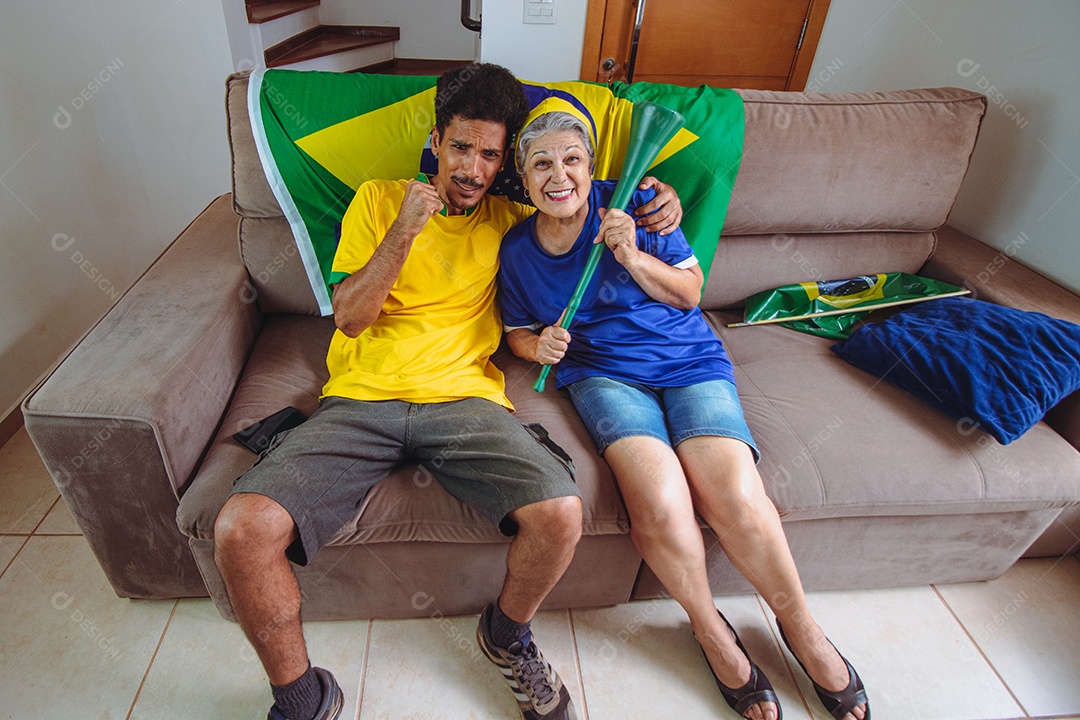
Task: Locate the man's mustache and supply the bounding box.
[451,175,484,189]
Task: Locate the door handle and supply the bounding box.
[460,0,480,31]
[601,57,618,83]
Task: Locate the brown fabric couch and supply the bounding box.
[23,73,1080,621]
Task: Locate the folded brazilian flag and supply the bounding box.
[735,273,971,340]
[247,68,744,315]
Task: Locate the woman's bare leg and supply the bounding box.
[677,436,866,720]
[605,436,777,720]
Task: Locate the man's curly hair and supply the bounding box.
[434,63,529,150]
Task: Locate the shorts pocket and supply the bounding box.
[522,422,576,479]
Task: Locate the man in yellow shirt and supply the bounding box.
[214,63,680,720]
[322,170,529,407]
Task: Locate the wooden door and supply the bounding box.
[581,0,831,90]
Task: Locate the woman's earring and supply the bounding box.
[523,188,529,197]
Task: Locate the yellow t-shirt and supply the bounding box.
[322,179,534,408]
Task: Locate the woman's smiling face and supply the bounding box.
[522,130,593,221]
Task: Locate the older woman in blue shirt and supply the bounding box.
[498,106,870,720]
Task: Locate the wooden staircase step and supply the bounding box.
[265,25,400,68]
[358,58,473,76]
[246,0,320,24]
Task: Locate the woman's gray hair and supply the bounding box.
[515,111,595,177]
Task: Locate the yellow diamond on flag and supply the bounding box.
[651,126,698,168]
[295,87,437,190]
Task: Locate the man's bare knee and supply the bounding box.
[214,493,297,559]
[516,495,582,545]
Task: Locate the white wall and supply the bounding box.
[220,0,264,71]
[0,0,236,422]
[479,0,589,82]
[319,0,477,60]
[808,0,1080,294]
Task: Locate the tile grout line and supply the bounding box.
[34,498,63,533]
[125,598,181,720]
[566,608,591,720]
[929,584,1032,719]
[752,593,816,718]
[0,497,64,585]
[0,535,31,582]
[28,495,63,536]
[354,618,373,720]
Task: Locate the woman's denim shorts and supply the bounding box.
[567,376,760,462]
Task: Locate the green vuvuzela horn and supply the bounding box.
[533,101,685,393]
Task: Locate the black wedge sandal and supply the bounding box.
[776,620,870,720]
[698,610,782,720]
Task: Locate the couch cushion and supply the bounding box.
[702,231,936,310]
[177,316,629,546]
[239,217,322,316]
[704,88,985,313]
[725,88,986,235]
[176,314,332,540]
[228,70,322,317]
[227,72,281,220]
[705,309,1080,520]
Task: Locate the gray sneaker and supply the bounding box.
[476,604,579,720]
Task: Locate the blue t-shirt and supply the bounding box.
[498,180,735,389]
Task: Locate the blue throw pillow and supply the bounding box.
[831,297,1080,444]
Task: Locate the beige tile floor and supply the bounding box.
[2,425,1079,720]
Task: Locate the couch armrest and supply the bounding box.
[922,225,1080,451]
[23,195,262,598]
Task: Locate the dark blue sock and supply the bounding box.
[271,664,321,720]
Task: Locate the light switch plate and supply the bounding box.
[523,0,557,25]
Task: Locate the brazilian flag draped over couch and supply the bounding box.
[247,68,746,315]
